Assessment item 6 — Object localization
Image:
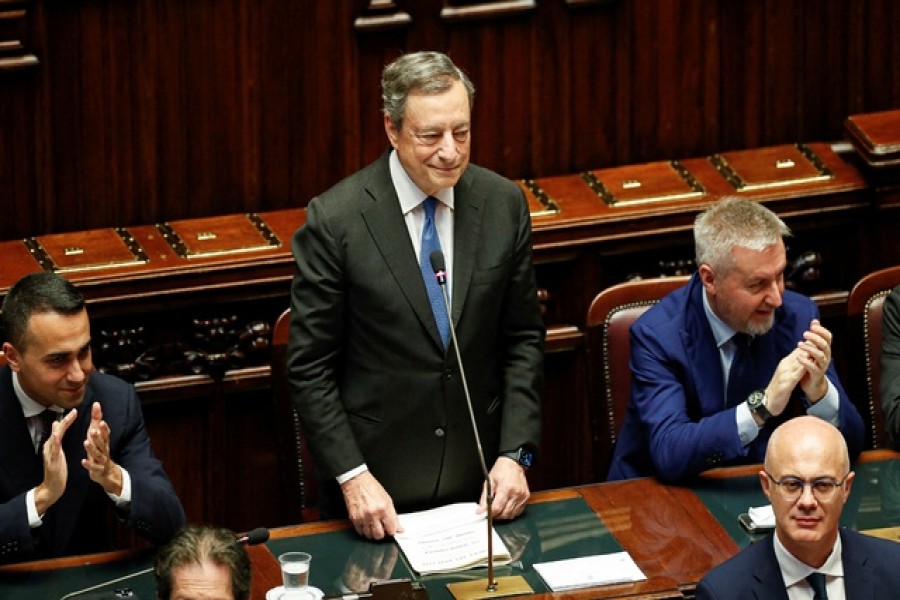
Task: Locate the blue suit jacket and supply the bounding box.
[0,366,186,563]
[696,529,900,599]
[607,273,865,482]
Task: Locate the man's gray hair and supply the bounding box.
[381,51,475,129]
[694,197,791,274]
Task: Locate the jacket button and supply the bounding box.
[434,428,446,438]
[443,369,453,380]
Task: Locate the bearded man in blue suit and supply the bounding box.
[608,198,864,482]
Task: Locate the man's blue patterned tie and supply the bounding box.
[420,197,450,349]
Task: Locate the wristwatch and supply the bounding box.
[747,390,772,424]
[501,447,534,469]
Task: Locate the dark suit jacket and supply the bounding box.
[0,367,186,563]
[607,273,864,482]
[880,285,900,448]
[287,151,544,515]
[696,529,900,599]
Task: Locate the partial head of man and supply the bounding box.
[0,271,93,411]
[760,415,854,569]
[695,197,791,336]
[155,525,251,600]
[381,50,475,197]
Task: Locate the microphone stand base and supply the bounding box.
[446,575,532,600]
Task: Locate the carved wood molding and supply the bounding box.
[440,0,536,22]
[0,1,38,73]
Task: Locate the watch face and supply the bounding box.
[519,450,533,468]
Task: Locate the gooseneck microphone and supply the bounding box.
[236,526,270,546]
[429,250,497,592]
[58,527,272,599]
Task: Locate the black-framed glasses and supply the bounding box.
[765,471,850,501]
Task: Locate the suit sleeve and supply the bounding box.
[0,492,38,561]
[629,320,745,482]
[497,187,544,457]
[881,286,900,449]
[288,198,365,478]
[110,385,186,544]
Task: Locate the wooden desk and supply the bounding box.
[2,447,896,600]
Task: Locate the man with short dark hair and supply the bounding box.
[696,416,900,599]
[155,525,251,600]
[0,272,185,563]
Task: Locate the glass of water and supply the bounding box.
[278,551,312,597]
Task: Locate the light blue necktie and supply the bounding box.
[420,197,450,349]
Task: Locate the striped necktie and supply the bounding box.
[34,410,57,454]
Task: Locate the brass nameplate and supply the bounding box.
[24,228,149,273]
[156,213,281,259]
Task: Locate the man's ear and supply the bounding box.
[2,342,20,372]
[759,469,772,501]
[698,264,716,292]
[384,114,400,149]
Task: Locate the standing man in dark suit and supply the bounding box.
[696,416,900,599]
[288,51,544,540]
[0,272,185,563]
[880,285,900,448]
[607,198,864,482]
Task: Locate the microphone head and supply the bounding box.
[429,250,446,273]
[239,527,270,545]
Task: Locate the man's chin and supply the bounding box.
[57,392,86,409]
[746,318,775,336]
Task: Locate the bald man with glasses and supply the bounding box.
[696,416,900,599]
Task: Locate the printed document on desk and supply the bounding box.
[395,503,511,575]
[533,552,646,591]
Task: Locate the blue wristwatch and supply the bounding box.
[501,447,534,469]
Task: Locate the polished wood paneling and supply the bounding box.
[2,1,900,240]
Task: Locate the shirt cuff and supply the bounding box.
[736,402,761,446]
[26,488,41,528]
[106,468,132,508]
[336,464,368,485]
[806,380,840,426]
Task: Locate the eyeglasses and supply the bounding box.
[765,471,850,502]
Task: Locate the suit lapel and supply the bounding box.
[361,155,446,350]
[681,276,729,414]
[0,368,45,489]
[449,168,481,324]
[841,530,875,600]
[751,537,791,600]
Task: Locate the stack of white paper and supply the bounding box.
[533,552,646,591]
[395,503,511,576]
